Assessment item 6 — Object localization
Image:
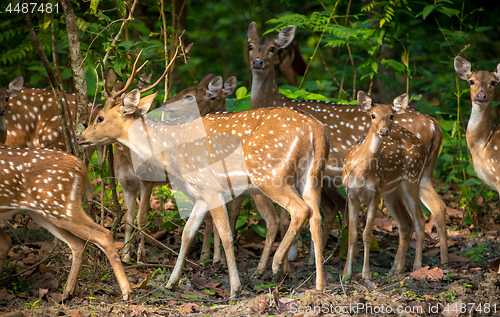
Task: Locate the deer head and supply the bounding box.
[454,56,500,108]
[357,91,408,138]
[164,73,236,117]
[0,76,23,143]
[247,22,295,73]
[79,51,165,147]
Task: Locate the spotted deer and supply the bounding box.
[78,58,330,298]
[0,77,24,144]
[2,78,85,149]
[455,56,500,271]
[342,91,427,278]
[114,72,238,263]
[246,21,449,265]
[0,146,131,300]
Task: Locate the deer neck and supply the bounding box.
[251,68,282,109]
[118,117,181,179]
[466,101,494,150]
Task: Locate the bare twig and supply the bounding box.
[299,0,340,89]
[124,221,201,267]
[101,0,140,99]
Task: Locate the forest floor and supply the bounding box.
[1,196,500,317]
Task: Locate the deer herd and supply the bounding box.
[0,22,499,301]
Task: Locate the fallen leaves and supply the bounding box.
[411,266,444,281]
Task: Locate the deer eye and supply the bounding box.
[469,79,475,85]
[390,114,394,120]
[210,96,216,101]
[491,81,497,86]
[248,44,253,51]
[4,97,8,102]
[97,116,104,123]
[269,46,275,53]
[371,114,376,119]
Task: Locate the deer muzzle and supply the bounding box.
[252,58,264,69]
[475,92,487,102]
[379,128,389,137]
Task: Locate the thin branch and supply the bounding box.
[299,0,340,89]
[101,0,140,99]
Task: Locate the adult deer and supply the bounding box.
[2,78,83,149]
[0,146,131,300]
[455,56,500,272]
[343,91,427,278]
[114,71,238,263]
[78,59,329,298]
[246,22,449,265]
[0,77,23,144]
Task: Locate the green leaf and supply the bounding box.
[251,224,267,238]
[90,0,100,14]
[371,61,378,73]
[437,7,460,17]
[421,4,435,20]
[473,26,493,33]
[379,18,385,28]
[381,59,405,72]
[235,216,246,229]
[114,0,127,16]
[235,86,248,99]
[401,52,409,68]
[466,164,477,177]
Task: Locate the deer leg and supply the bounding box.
[252,194,279,277]
[263,188,309,283]
[212,219,222,263]
[122,185,138,263]
[0,227,12,276]
[137,181,154,263]
[343,197,360,278]
[166,200,209,290]
[208,202,242,298]
[200,213,214,262]
[402,183,425,272]
[384,189,413,277]
[362,198,379,279]
[228,197,243,232]
[302,188,325,290]
[31,211,131,300]
[419,176,448,264]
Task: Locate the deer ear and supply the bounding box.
[199,72,216,88]
[121,89,141,115]
[357,91,373,112]
[223,76,237,96]
[274,25,295,49]
[494,63,500,81]
[248,22,259,41]
[454,56,473,81]
[137,71,152,90]
[392,93,409,114]
[106,68,124,93]
[137,92,157,115]
[7,76,23,98]
[207,76,223,95]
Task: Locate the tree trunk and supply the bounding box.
[61,0,90,134]
[167,0,187,98]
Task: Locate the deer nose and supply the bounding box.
[380,128,389,137]
[0,108,4,116]
[475,92,487,102]
[252,59,264,69]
